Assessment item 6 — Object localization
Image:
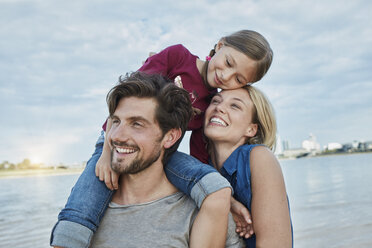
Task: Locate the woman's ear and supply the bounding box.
[245,123,258,138]
[163,128,182,149]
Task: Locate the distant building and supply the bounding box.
[302,133,321,154]
[356,140,372,152]
[282,140,289,151]
[326,142,343,151]
[367,141,372,150]
[352,140,360,149]
[282,148,309,159]
[275,135,284,156]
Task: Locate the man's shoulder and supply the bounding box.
[168,192,198,211]
[109,192,196,210]
[91,192,199,247]
[161,191,196,205]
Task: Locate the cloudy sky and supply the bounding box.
[1,0,371,165]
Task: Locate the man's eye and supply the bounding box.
[112,119,120,124]
[133,122,143,127]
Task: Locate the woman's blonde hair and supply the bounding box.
[244,85,277,151]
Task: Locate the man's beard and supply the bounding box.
[111,142,162,175]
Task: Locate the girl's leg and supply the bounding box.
[165,151,232,247]
[166,151,232,207]
[50,131,114,248]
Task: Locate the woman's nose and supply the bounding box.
[215,102,226,113]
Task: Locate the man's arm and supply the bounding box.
[189,187,231,248]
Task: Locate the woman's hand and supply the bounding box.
[231,197,254,238]
[95,144,119,190]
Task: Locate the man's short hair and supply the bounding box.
[106,71,193,163]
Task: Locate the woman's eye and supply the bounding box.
[231,104,241,109]
[112,119,120,124]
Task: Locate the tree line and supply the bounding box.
[0,159,45,170]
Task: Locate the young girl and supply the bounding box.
[204,86,293,247]
[51,30,273,248]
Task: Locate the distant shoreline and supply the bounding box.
[0,168,84,179]
[2,152,371,178]
[278,150,372,160]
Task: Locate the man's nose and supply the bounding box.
[109,124,129,143]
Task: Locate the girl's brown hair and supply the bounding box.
[202,30,273,85]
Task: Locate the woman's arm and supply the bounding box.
[250,146,292,248]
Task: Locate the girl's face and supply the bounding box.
[204,88,258,146]
[207,42,257,90]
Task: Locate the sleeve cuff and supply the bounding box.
[50,220,93,248]
[190,172,233,208]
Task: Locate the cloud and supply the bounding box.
[1,0,371,163]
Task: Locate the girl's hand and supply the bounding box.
[95,148,119,190]
[231,197,254,238]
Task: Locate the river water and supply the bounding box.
[0,153,371,247]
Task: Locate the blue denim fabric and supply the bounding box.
[51,133,232,247]
[220,144,293,248]
[50,131,114,247]
[166,151,232,208]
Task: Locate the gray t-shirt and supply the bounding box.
[90,192,243,248]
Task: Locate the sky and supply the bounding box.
[1,0,371,165]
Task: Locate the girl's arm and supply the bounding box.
[95,118,120,190]
[250,146,292,247]
[230,196,254,238]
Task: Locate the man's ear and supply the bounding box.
[163,128,182,149]
[245,123,258,138]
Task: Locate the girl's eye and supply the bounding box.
[226,58,231,67]
[236,77,243,85]
[211,98,221,104]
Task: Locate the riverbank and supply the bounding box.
[279,150,372,160]
[0,168,84,179]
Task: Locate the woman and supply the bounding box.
[204,86,293,247]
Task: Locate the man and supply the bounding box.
[53,72,243,247]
